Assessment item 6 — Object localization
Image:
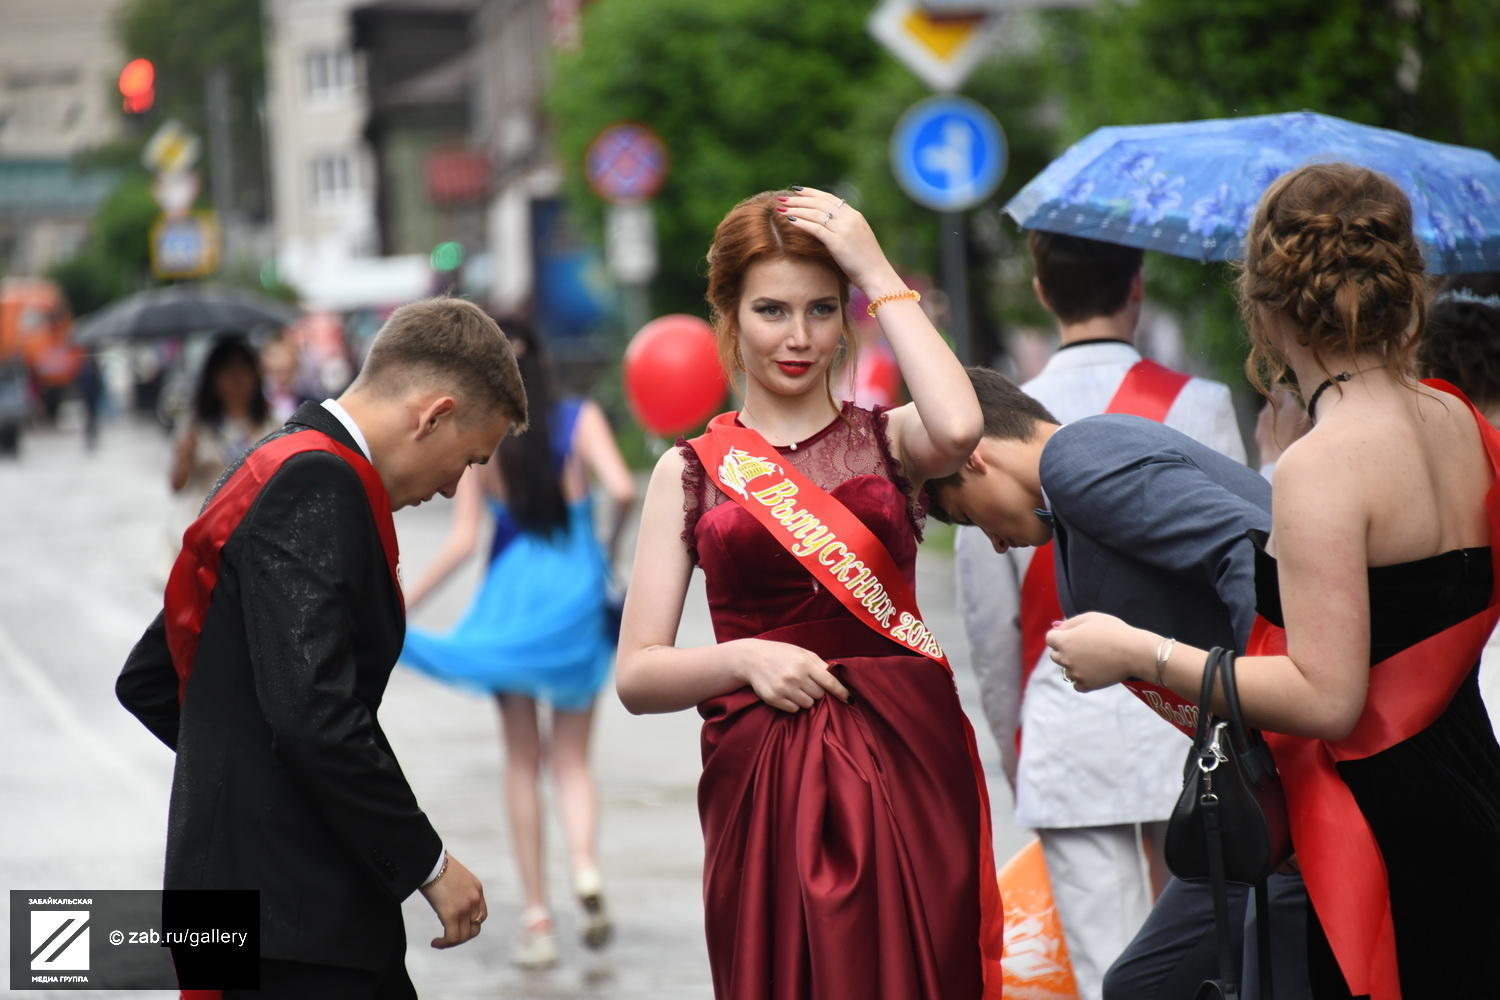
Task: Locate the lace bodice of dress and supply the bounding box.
[677,403,928,643]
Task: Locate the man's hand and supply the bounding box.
[418,852,487,949]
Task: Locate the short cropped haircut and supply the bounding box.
[1028,231,1144,325]
[356,298,527,428]
[925,367,1058,522]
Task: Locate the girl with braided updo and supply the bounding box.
[1050,163,1500,997]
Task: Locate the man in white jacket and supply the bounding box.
[955,232,1245,1000]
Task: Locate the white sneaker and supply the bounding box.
[512,907,558,969]
[574,868,613,950]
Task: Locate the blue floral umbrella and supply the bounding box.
[1004,111,1500,274]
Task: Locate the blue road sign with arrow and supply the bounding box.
[890,96,1007,213]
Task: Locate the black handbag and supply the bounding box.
[1164,647,1293,999]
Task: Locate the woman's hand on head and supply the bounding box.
[1045,612,1154,693]
[730,637,852,712]
[778,187,902,296]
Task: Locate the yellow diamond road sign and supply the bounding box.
[143,120,201,174]
[867,0,1005,93]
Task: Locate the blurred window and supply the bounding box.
[309,153,355,203]
[304,49,354,102]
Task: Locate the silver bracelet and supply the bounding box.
[1154,636,1177,687]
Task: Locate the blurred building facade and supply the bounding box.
[0,0,128,276]
[262,0,387,302]
[473,0,556,315]
[474,0,611,348]
[351,0,483,259]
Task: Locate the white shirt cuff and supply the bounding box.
[422,846,447,887]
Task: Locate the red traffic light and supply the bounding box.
[119,58,155,113]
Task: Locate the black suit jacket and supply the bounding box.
[1041,414,1273,654]
[117,401,441,973]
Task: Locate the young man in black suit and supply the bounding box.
[118,298,527,996]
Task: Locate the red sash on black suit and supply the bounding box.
[163,427,399,1000]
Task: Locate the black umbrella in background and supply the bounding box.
[72,283,302,344]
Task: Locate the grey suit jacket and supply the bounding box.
[1041,413,1272,656]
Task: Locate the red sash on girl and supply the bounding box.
[1018,359,1199,742]
[689,412,1005,998]
[1247,380,1500,1000]
[164,428,401,704]
[164,428,399,1000]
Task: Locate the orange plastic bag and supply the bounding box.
[998,838,1080,1000]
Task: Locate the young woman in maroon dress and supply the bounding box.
[616,188,1002,999]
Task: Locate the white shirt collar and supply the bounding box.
[1040,339,1142,373]
[320,398,371,461]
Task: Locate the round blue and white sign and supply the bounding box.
[890,96,1007,213]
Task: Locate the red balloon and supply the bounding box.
[623,314,728,435]
[851,344,902,409]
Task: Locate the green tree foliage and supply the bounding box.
[1046,0,1500,382]
[47,174,158,316]
[547,1,1061,370]
[115,0,268,218]
[548,0,886,322]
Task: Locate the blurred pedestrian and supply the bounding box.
[117,298,522,995]
[400,319,636,969]
[161,335,279,577]
[1050,163,1500,999]
[75,351,106,450]
[169,334,278,499]
[617,188,1003,998]
[261,335,314,423]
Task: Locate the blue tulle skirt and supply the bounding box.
[401,498,613,712]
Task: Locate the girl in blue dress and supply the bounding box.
[401,320,636,969]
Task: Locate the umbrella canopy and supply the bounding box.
[72,282,302,344]
[1004,111,1500,274]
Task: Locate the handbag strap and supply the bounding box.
[1202,765,1239,995]
[1255,878,1273,999]
[1198,647,1240,997]
[1195,646,1221,745]
[1217,649,1257,755]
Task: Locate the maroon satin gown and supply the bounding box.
[680,405,987,999]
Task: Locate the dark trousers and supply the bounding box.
[1104,873,1312,1000]
[222,957,418,999]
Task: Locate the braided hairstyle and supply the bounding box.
[1239,163,1428,399]
[1417,273,1500,412]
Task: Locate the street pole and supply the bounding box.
[623,283,650,341]
[940,210,971,365]
[205,68,235,237]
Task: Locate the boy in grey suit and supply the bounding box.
[926,367,1309,1000]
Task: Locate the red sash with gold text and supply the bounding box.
[1247,381,1500,1000]
[689,412,1005,998]
[1018,359,1199,740]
